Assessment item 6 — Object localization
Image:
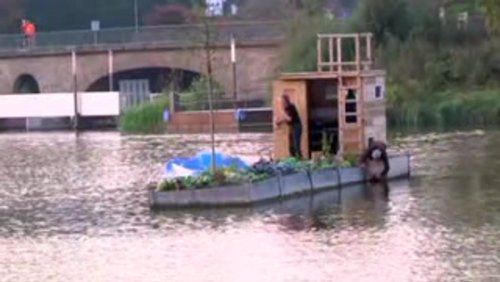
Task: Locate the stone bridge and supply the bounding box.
[0,21,284,101]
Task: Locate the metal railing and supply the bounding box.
[0,21,285,53]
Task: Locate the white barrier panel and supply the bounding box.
[0,93,74,118]
[79,92,120,117]
[0,92,121,118]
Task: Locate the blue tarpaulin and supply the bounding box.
[163,151,250,179]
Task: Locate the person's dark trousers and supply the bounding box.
[288,123,302,159]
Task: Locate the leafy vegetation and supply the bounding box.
[388,89,500,128]
[282,0,500,128]
[479,0,500,34]
[280,0,350,72]
[157,157,354,192]
[120,96,170,134]
[178,76,224,111]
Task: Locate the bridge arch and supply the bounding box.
[79,49,232,99]
[13,74,40,94]
[86,67,205,93]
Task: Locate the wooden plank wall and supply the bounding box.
[272,80,309,160]
[167,111,238,134]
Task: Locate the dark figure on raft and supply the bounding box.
[360,139,390,183]
[275,94,303,159]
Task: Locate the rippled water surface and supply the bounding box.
[1,131,499,282]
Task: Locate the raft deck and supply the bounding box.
[149,153,411,209]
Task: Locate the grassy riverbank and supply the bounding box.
[381,29,500,127]
[283,0,500,128]
[388,89,500,127]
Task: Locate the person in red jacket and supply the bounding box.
[21,19,37,48]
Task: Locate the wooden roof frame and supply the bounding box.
[317,33,374,74]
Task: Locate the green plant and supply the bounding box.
[479,0,500,34]
[156,156,360,192]
[178,76,224,111]
[321,130,335,161]
[343,153,359,167]
[120,96,170,134]
[280,4,346,72]
[350,0,412,44]
[157,180,177,192]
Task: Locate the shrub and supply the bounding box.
[120,96,170,134]
[178,76,224,111]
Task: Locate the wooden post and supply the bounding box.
[329,36,334,72]
[108,49,114,91]
[355,34,361,73]
[367,34,372,65]
[336,36,342,74]
[230,34,237,108]
[169,90,175,114]
[317,35,322,72]
[71,50,79,131]
[337,84,344,157]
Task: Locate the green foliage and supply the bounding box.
[156,157,356,192]
[382,31,500,127]
[157,167,251,191]
[178,76,224,111]
[478,0,500,34]
[343,154,358,167]
[448,2,479,14]
[277,0,500,128]
[277,0,354,72]
[281,16,345,72]
[388,89,500,128]
[351,0,412,44]
[321,130,334,161]
[120,96,170,134]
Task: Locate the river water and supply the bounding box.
[0,131,499,282]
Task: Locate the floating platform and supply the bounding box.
[148,153,411,209]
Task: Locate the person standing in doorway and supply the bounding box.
[275,94,303,159]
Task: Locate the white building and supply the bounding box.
[205,0,225,17]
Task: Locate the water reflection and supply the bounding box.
[0,131,499,282]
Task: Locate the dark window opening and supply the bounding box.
[346,102,357,113]
[345,89,358,124]
[375,86,382,99]
[346,89,356,101]
[346,115,358,123]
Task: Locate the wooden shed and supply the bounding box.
[273,33,387,160]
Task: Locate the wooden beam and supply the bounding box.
[329,36,334,72]
[366,34,372,62]
[317,35,322,72]
[336,37,342,74]
[355,33,361,73]
[318,33,373,39]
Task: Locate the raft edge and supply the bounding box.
[149,154,411,209]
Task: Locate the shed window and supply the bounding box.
[345,89,358,123]
[375,86,383,99]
